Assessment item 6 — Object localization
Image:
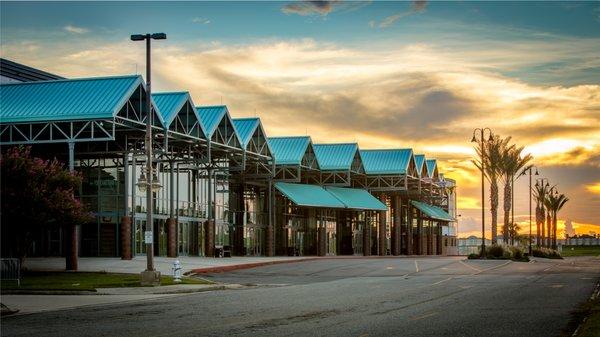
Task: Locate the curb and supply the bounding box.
[186,255,462,275]
[1,289,98,295]
[187,258,319,274]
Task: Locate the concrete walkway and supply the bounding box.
[24,256,312,275]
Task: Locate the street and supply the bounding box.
[2,256,599,337]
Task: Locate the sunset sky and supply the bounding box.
[1,1,599,238]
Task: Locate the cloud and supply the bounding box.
[63,25,88,34]
[2,33,598,230]
[281,1,341,16]
[281,1,369,17]
[586,182,600,195]
[378,1,428,28]
[192,17,211,24]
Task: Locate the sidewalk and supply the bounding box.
[24,256,313,275]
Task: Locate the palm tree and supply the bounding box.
[533,183,548,247]
[545,192,569,249]
[473,136,510,244]
[499,143,533,244]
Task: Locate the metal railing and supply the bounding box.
[1,258,21,287]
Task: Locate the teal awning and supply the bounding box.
[411,201,453,222]
[325,186,387,211]
[274,182,345,208]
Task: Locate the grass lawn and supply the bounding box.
[561,246,600,257]
[1,271,212,291]
[574,297,600,337]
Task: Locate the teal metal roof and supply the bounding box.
[313,143,358,171]
[414,154,428,177]
[411,201,453,222]
[152,92,189,127]
[196,105,228,138]
[232,118,260,148]
[359,149,413,175]
[0,75,144,123]
[268,136,311,165]
[274,182,345,208]
[325,186,387,211]
[426,159,437,178]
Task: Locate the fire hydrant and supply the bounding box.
[172,260,182,282]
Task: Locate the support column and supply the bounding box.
[392,196,401,256]
[206,168,215,257]
[121,216,132,260]
[167,162,177,257]
[406,199,413,255]
[417,216,423,255]
[204,220,215,257]
[317,210,326,256]
[266,179,274,256]
[378,196,387,256]
[66,142,78,271]
[363,212,371,256]
[167,218,177,257]
[234,184,245,256]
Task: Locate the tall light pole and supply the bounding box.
[471,128,493,257]
[131,32,166,285]
[521,165,538,256]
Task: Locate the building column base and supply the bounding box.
[266,225,274,257]
[317,227,326,256]
[204,220,215,257]
[167,217,177,258]
[121,216,132,260]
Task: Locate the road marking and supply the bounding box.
[459,260,481,272]
[386,266,394,270]
[414,260,419,273]
[431,277,453,286]
[411,311,438,321]
[549,284,564,288]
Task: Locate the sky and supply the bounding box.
[1,1,599,238]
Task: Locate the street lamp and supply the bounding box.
[521,165,538,256]
[131,32,166,286]
[472,128,494,257]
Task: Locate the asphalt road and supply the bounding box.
[2,256,599,337]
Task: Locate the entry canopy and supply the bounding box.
[325,186,387,211]
[411,201,454,222]
[275,182,345,208]
[274,182,387,211]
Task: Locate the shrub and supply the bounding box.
[486,245,506,259]
[532,247,563,259]
[467,253,480,259]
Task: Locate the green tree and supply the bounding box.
[0,146,92,269]
[473,136,511,244]
[544,192,569,249]
[533,183,549,247]
[499,143,532,244]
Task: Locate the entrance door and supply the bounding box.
[178,221,189,256]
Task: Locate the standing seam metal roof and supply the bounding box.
[267,136,311,165]
[232,118,260,148]
[0,75,145,123]
[153,92,207,137]
[414,154,428,177]
[359,149,413,175]
[313,143,358,171]
[426,159,437,178]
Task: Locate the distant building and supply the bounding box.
[458,235,492,255]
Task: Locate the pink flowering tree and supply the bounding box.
[1,146,92,268]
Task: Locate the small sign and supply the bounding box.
[144,231,153,244]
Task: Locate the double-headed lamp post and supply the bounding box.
[471,128,493,256]
[131,32,166,284]
[521,165,538,256]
